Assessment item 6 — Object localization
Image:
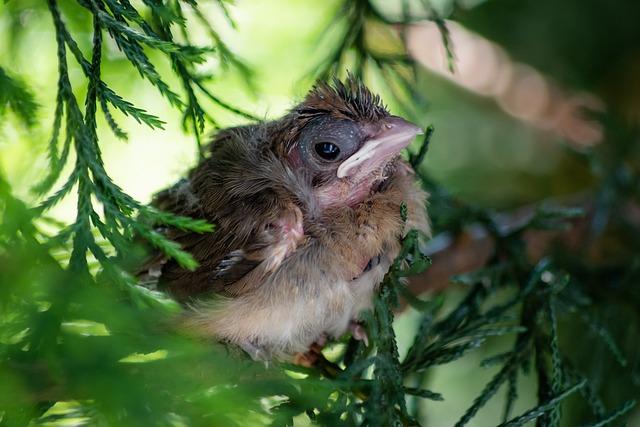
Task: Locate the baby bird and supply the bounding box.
[139,77,430,361]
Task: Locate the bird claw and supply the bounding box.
[293,350,319,368]
[350,321,369,346]
[294,337,326,368]
[239,340,268,361]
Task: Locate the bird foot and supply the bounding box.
[293,335,327,367]
[350,320,369,346]
[239,340,268,361]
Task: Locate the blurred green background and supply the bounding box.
[1,0,639,425]
[2,0,611,214]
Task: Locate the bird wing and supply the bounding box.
[137,201,305,301]
[206,203,305,297]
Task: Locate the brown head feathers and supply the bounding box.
[297,75,389,122]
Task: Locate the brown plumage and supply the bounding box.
[139,77,430,360]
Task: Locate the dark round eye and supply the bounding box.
[314,142,341,161]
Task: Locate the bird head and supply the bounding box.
[273,76,422,208]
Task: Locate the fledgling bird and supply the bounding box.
[139,77,430,361]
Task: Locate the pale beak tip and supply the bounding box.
[386,116,422,137]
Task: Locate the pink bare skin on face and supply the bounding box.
[315,116,423,209]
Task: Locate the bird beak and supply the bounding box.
[336,117,423,179]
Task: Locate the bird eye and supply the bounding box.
[314,142,341,161]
